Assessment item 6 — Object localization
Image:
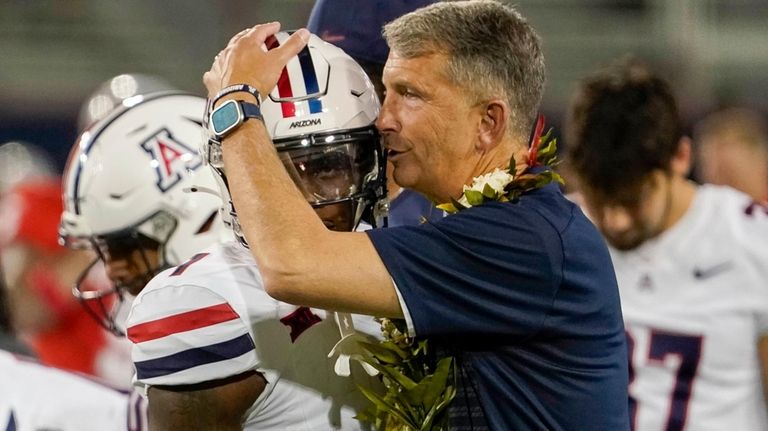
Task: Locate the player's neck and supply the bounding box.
[662,178,698,232]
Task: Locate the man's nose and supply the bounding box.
[375,97,398,134]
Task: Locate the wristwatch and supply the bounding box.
[209,99,263,140]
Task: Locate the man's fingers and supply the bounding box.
[227,27,252,47]
[272,28,310,64]
[247,22,281,46]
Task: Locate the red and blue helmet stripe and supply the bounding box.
[266,33,324,118]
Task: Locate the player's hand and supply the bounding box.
[203,22,309,99]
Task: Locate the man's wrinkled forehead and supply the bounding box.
[383,51,450,85]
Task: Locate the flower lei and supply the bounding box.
[354,116,563,431]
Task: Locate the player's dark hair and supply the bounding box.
[566,57,682,198]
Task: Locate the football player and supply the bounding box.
[566,57,768,430]
[60,92,227,338]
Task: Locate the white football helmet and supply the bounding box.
[203,31,386,245]
[60,92,226,335]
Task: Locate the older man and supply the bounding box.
[204,1,629,429]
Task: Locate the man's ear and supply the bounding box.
[672,136,693,177]
[477,99,509,151]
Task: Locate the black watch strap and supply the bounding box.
[240,101,262,121]
[205,83,262,125]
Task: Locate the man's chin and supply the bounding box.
[605,235,646,251]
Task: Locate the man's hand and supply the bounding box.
[203,22,310,100]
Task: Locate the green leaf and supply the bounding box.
[357,384,395,412]
[359,358,418,390]
[480,183,496,199]
[509,153,524,175]
[464,189,484,206]
[422,384,457,430]
[357,385,420,430]
[422,357,453,409]
[413,339,429,356]
[550,170,565,185]
[381,340,411,360]
[450,197,468,211]
[509,174,539,191]
[537,138,558,166]
[359,341,403,365]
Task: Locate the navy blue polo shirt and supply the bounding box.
[367,183,629,430]
[388,189,444,227]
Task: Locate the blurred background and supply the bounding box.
[1,0,767,171]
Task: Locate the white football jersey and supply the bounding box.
[126,241,381,431]
[0,349,146,431]
[611,185,768,431]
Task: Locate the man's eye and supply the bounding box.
[403,89,418,98]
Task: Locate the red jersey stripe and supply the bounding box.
[127,303,239,343]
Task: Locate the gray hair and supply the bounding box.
[383,0,546,140]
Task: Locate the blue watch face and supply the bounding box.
[211,101,241,136]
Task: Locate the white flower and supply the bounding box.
[466,168,514,194]
[458,168,514,208]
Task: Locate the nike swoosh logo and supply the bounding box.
[109,187,137,200]
[693,261,734,280]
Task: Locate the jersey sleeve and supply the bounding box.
[739,200,768,335]
[126,282,258,387]
[367,201,563,338]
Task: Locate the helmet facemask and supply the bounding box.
[70,210,176,336]
[276,126,385,232]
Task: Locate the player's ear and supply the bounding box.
[671,136,692,177]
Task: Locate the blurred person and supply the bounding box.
[566,57,768,430]
[693,107,768,202]
[0,259,33,356]
[0,258,147,431]
[0,141,56,193]
[0,174,124,382]
[204,2,629,429]
[308,0,444,226]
